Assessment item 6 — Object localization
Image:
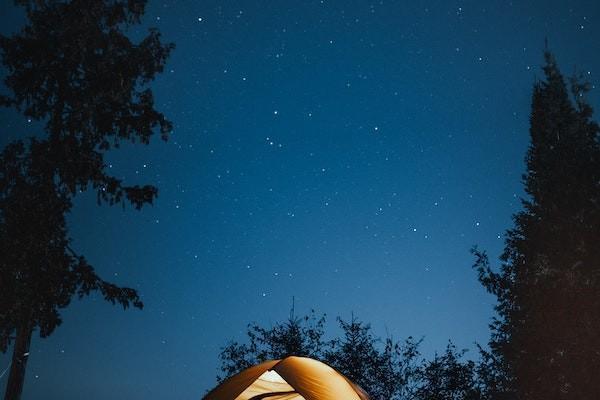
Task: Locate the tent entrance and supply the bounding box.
[235,370,305,400]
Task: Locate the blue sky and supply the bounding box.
[1,1,600,398]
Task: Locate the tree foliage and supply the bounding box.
[473,51,600,399]
[0,140,145,349]
[218,310,327,380]
[217,311,483,400]
[0,0,173,208]
[413,343,481,400]
[324,317,420,400]
[0,1,173,398]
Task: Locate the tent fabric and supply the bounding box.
[203,356,370,400]
[235,370,297,400]
[204,360,280,400]
[342,378,370,400]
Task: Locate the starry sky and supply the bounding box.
[1,1,600,399]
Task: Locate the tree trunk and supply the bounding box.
[3,322,33,400]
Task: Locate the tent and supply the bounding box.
[203,356,370,400]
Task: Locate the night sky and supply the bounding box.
[1,1,600,399]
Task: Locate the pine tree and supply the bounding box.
[216,311,422,400]
[217,310,327,381]
[0,139,143,398]
[324,316,411,400]
[413,342,482,400]
[473,50,600,399]
[0,1,173,399]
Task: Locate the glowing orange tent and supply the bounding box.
[203,356,370,400]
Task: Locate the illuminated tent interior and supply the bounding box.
[203,356,370,400]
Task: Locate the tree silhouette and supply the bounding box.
[473,344,513,400]
[413,342,482,400]
[0,1,173,399]
[0,139,143,397]
[217,310,327,381]
[217,311,423,400]
[324,316,420,400]
[473,50,600,399]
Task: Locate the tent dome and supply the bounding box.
[203,356,370,400]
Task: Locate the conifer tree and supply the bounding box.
[0,1,173,399]
[413,342,481,400]
[217,310,327,381]
[217,312,422,400]
[473,50,600,399]
[324,316,414,400]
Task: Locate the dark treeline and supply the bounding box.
[218,310,482,400]
[1,1,599,400]
[472,50,600,399]
[216,51,600,400]
[0,1,172,400]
